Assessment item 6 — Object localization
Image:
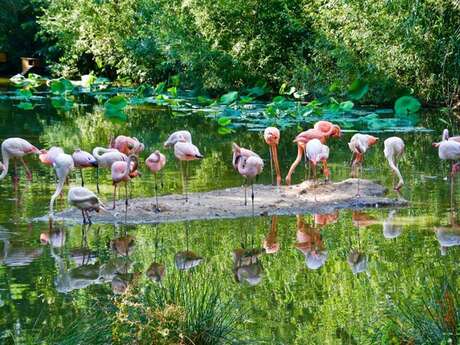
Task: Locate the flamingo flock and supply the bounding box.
[2,121,458,224]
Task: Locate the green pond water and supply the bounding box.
[0,89,459,344]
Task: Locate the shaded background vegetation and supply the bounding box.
[0,0,459,106]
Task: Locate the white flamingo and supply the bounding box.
[49,153,74,219]
[383,137,405,191]
[348,134,378,196]
[164,130,192,148]
[0,137,40,181]
[68,187,105,224]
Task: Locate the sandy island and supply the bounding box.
[36,178,408,225]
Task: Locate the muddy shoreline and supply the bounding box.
[36,179,408,225]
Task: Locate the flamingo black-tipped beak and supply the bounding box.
[196,154,204,159]
[91,162,98,167]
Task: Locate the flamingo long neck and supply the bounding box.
[122,156,133,180]
[0,149,9,180]
[93,147,112,161]
[442,129,449,141]
[387,156,403,186]
[49,176,66,217]
[271,144,281,186]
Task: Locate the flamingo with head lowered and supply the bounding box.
[68,187,105,224]
[384,137,405,191]
[49,152,74,219]
[285,121,341,185]
[174,136,203,202]
[348,133,378,197]
[232,143,264,209]
[0,138,40,182]
[263,127,281,186]
[111,154,140,209]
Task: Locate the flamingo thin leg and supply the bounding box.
[286,144,303,185]
[20,158,32,180]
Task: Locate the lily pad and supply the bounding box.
[50,79,74,95]
[16,101,34,110]
[339,101,354,112]
[105,95,128,111]
[394,96,421,116]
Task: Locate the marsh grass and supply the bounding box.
[372,280,460,344]
[113,271,248,345]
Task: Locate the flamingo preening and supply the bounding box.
[263,127,281,186]
[164,130,192,148]
[383,137,405,191]
[0,138,40,181]
[39,146,64,166]
[348,134,378,196]
[49,152,74,219]
[232,143,264,209]
[68,187,105,224]
[72,149,98,187]
[146,150,166,211]
[285,121,340,185]
[92,147,127,193]
[110,135,145,155]
[111,154,140,209]
[173,136,203,202]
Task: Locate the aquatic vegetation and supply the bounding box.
[113,274,246,345]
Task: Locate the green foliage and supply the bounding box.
[394,96,421,116]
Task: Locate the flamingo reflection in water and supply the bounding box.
[295,215,327,270]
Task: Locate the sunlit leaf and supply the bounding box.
[220,91,239,105]
[218,126,233,135]
[50,79,74,94]
[16,101,34,110]
[154,82,166,94]
[17,88,33,99]
[348,79,369,100]
[217,117,231,126]
[340,101,354,112]
[167,86,177,98]
[239,95,254,104]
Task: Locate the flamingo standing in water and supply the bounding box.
[232,143,264,209]
[72,149,97,187]
[384,137,405,191]
[305,139,330,201]
[49,152,74,219]
[433,138,460,178]
[0,138,40,181]
[285,121,341,185]
[348,133,378,196]
[68,187,105,224]
[146,150,166,211]
[92,147,127,193]
[164,130,192,148]
[263,127,281,186]
[174,137,203,202]
[111,154,140,209]
[110,135,144,155]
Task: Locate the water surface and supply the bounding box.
[0,93,459,344]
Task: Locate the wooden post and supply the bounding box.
[21,57,40,74]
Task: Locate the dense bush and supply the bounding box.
[3,0,460,105]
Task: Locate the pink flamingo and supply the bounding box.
[285,121,341,185]
[49,152,74,219]
[433,139,460,177]
[263,127,281,186]
[72,149,98,187]
[39,146,64,166]
[305,139,330,201]
[348,133,378,196]
[384,137,405,191]
[68,187,105,224]
[441,129,460,143]
[110,135,144,155]
[174,138,203,202]
[110,154,140,209]
[164,130,192,148]
[146,150,166,211]
[232,143,264,208]
[92,147,127,193]
[0,137,40,181]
